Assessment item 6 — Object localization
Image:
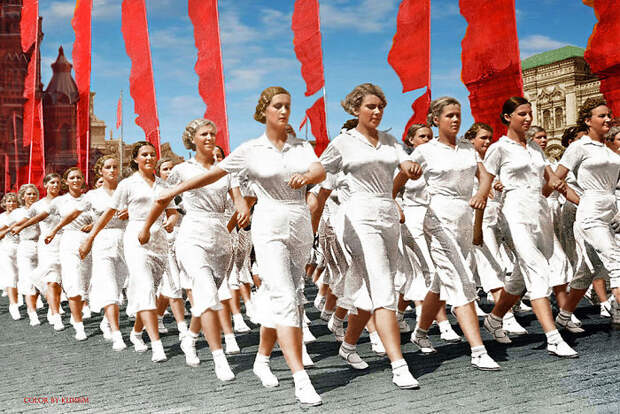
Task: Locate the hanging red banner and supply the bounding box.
[460,0,523,141]
[121,0,161,156]
[292,0,325,97]
[306,97,329,156]
[188,0,230,154]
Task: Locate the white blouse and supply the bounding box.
[81,187,127,230]
[47,193,91,232]
[0,211,18,244]
[29,198,61,236]
[111,172,170,224]
[11,206,39,241]
[320,129,408,196]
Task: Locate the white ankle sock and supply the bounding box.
[341,341,356,353]
[471,345,487,357]
[177,321,188,332]
[438,320,451,332]
[545,329,562,344]
[390,358,407,371]
[368,331,380,344]
[292,370,310,386]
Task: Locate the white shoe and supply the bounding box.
[225,336,240,355]
[28,311,41,326]
[570,314,582,326]
[253,362,279,388]
[327,314,345,342]
[157,317,168,334]
[398,318,412,333]
[410,331,437,354]
[302,344,315,367]
[474,301,487,317]
[392,366,420,389]
[555,314,585,334]
[547,340,578,358]
[111,331,127,351]
[151,345,167,362]
[295,381,322,407]
[233,314,251,333]
[100,319,112,341]
[339,346,368,370]
[471,352,501,371]
[129,331,148,352]
[483,315,512,344]
[303,325,316,344]
[440,326,462,343]
[502,314,528,335]
[52,314,65,331]
[600,300,612,318]
[74,324,87,341]
[36,296,44,309]
[214,356,235,381]
[370,335,386,355]
[82,305,91,319]
[180,335,200,367]
[9,304,21,320]
[69,315,76,326]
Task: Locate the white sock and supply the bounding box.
[415,305,422,317]
[212,348,225,359]
[112,330,123,341]
[292,370,310,387]
[254,353,270,365]
[333,315,345,327]
[545,329,562,345]
[438,320,452,332]
[368,331,380,345]
[471,345,487,357]
[557,309,572,321]
[177,321,188,332]
[390,358,407,372]
[341,341,356,353]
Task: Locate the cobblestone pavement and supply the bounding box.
[1,290,618,414]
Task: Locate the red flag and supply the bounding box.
[305,97,329,156]
[188,0,230,154]
[460,0,523,141]
[20,0,37,52]
[28,101,45,189]
[292,0,325,96]
[299,114,308,131]
[22,56,36,148]
[401,88,431,141]
[12,112,20,188]
[121,0,161,156]
[388,0,430,93]
[583,0,620,117]
[116,94,122,129]
[72,0,93,180]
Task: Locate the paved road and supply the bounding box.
[1,290,618,414]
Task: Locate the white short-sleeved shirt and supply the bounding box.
[559,136,620,195]
[167,158,239,216]
[320,129,407,196]
[11,206,39,241]
[48,193,91,232]
[30,198,61,236]
[111,172,171,225]
[402,175,428,207]
[218,133,319,202]
[80,187,127,230]
[0,211,19,244]
[409,138,480,199]
[483,136,547,193]
[319,172,349,220]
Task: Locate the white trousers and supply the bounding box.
[89,229,127,312]
[17,240,38,296]
[0,240,18,289]
[59,230,92,299]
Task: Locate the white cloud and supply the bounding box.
[168,95,204,116]
[319,0,398,33]
[92,0,121,20]
[519,35,569,57]
[149,27,193,51]
[431,1,460,19]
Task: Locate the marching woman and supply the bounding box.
[482,97,579,358]
[12,173,64,329]
[152,87,325,406]
[552,97,620,329]
[80,141,179,362]
[0,192,21,320]
[141,118,242,381]
[44,167,92,341]
[13,184,42,326]
[319,83,421,387]
[406,98,499,370]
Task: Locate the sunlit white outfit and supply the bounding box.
[11,206,39,296]
[28,198,62,292]
[0,211,19,289]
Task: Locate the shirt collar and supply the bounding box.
[580,135,604,147]
[346,128,383,149]
[258,133,301,152]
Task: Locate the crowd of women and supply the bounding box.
[1,84,619,407]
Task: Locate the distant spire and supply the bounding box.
[44,45,79,104]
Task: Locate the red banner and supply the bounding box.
[583,0,620,117]
[188,0,230,154]
[401,88,431,141]
[72,0,92,180]
[121,0,161,156]
[116,93,122,129]
[20,0,37,52]
[292,0,325,96]
[28,102,45,188]
[388,0,430,93]
[305,97,329,156]
[460,0,523,140]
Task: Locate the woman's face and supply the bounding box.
[587,105,612,137]
[532,130,548,150]
[193,124,217,158]
[506,103,532,135]
[66,170,84,194]
[410,127,432,148]
[355,94,384,130]
[472,128,493,156]
[45,177,60,197]
[135,145,157,174]
[23,187,38,207]
[214,148,224,162]
[265,93,291,128]
[607,132,620,152]
[158,161,174,180]
[101,158,119,184]
[5,196,18,212]
[435,104,461,136]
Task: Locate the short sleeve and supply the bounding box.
[319,141,343,174]
[320,172,337,191]
[110,180,129,211]
[167,165,183,187]
[388,134,408,164]
[408,147,427,170]
[559,142,583,172]
[301,141,320,164]
[219,143,249,174]
[483,144,503,177]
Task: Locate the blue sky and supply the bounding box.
[38,0,598,158]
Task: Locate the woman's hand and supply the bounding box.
[548,175,567,195]
[117,209,129,220]
[44,232,56,245]
[138,228,151,245]
[163,218,175,234]
[80,223,93,233]
[469,193,487,210]
[402,161,422,180]
[395,201,405,224]
[79,237,93,259]
[236,201,251,229]
[10,225,23,235]
[493,180,504,192]
[288,173,308,189]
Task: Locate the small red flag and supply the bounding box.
[292,0,325,97]
[460,0,523,141]
[401,88,431,142]
[583,0,620,117]
[305,97,329,156]
[116,94,122,129]
[188,0,230,154]
[121,0,161,156]
[299,114,308,131]
[20,0,37,53]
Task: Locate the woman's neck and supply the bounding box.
[103,180,117,192]
[139,169,155,181]
[195,150,214,168]
[355,122,379,143]
[506,128,527,146]
[68,189,81,198]
[588,128,603,143]
[265,123,288,148]
[438,130,456,147]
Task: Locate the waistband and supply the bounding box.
[348,192,392,200]
[257,198,306,206]
[429,194,470,201]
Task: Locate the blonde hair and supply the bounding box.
[1,192,19,210]
[464,122,493,141]
[17,184,39,205]
[254,86,290,124]
[341,83,387,116]
[405,124,431,142]
[427,97,460,127]
[94,155,117,177]
[182,118,217,151]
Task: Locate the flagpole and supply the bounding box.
[317,2,329,140]
[119,89,124,175]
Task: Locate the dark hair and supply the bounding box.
[62,167,83,181]
[43,172,61,186]
[156,158,174,176]
[464,122,493,141]
[214,145,225,159]
[405,124,431,144]
[577,96,608,131]
[130,141,157,171]
[500,97,530,125]
[341,119,358,130]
